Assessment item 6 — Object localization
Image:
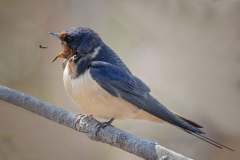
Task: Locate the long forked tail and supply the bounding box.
[174,114,234,151]
[183,129,234,151]
[135,94,234,151]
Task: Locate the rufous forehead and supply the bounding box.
[59,31,67,40]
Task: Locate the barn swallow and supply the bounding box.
[50,26,233,151]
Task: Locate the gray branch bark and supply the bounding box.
[0,86,193,160]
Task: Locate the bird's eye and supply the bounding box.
[65,36,73,43]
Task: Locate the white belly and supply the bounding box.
[63,62,139,120]
[63,62,164,123]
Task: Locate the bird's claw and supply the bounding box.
[75,113,85,127]
[75,114,93,126]
[95,118,114,136]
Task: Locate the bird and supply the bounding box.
[50,26,233,151]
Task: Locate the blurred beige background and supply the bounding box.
[0,0,239,159]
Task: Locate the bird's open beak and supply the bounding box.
[50,31,72,62]
[49,32,60,40]
[50,32,62,62]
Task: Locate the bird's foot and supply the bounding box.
[75,114,93,124]
[76,113,92,117]
[96,118,114,136]
[75,113,85,127]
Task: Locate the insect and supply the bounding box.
[39,45,48,49]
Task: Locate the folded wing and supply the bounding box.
[90,61,205,134]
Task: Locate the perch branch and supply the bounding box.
[0,86,193,160]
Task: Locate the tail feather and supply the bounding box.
[138,94,205,134]
[183,129,234,151]
[175,113,203,128]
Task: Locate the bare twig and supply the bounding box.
[0,86,193,160]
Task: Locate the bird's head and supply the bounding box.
[50,26,102,62]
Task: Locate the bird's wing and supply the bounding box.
[90,61,205,134]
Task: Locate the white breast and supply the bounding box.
[63,62,164,123]
[63,62,139,120]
